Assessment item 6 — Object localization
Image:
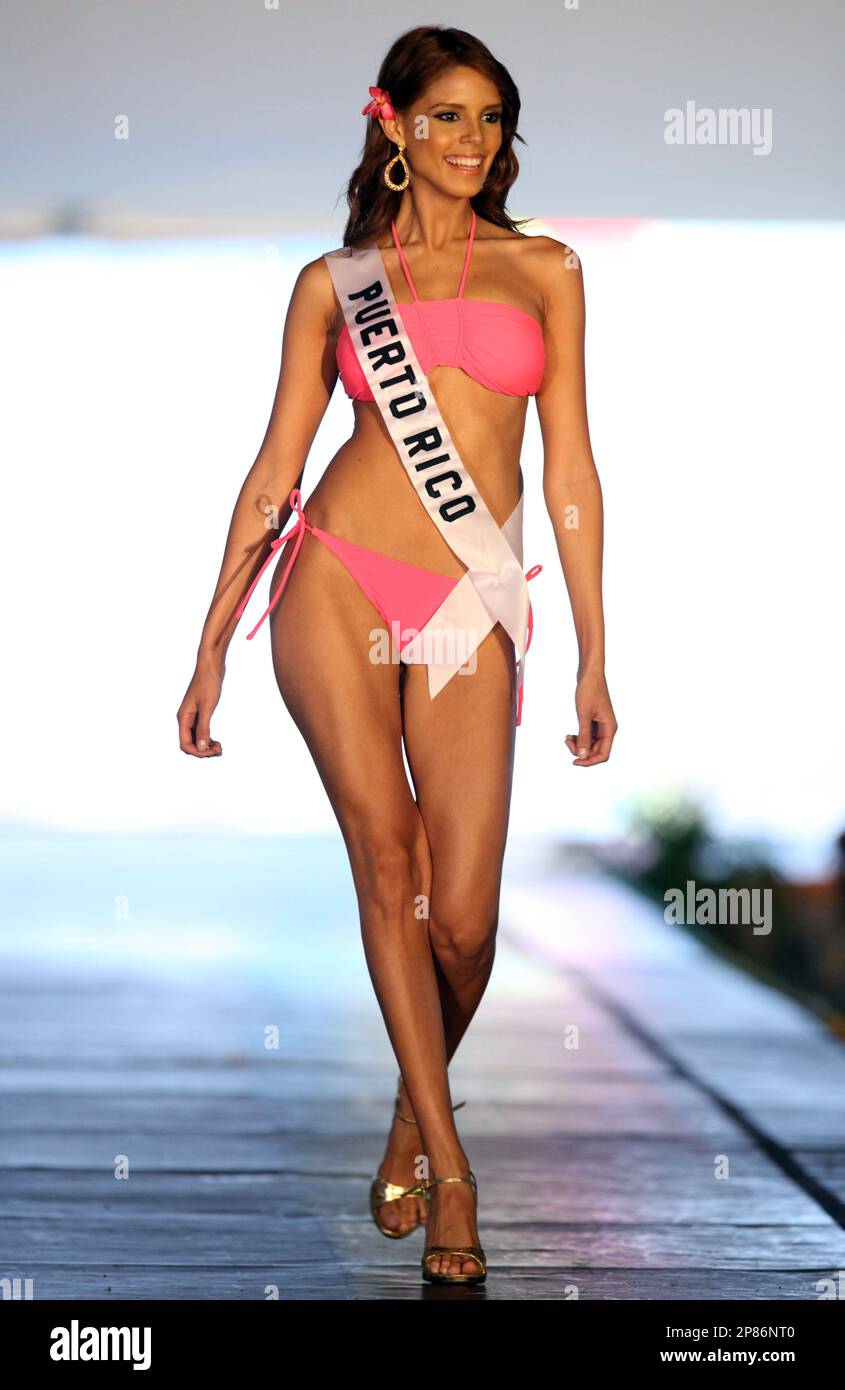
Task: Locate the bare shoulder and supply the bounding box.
[478,222,582,312]
[522,232,584,311]
[288,251,340,333]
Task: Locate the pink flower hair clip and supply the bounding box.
[361,86,395,121]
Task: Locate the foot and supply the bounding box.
[375,1079,428,1236]
[423,1170,484,1278]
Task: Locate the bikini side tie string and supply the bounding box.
[234,487,312,640]
[516,563,543,727]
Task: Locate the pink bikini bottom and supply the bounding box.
[234,488,541,723]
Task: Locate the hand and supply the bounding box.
[177,655,225,757]
[566,669,617,766]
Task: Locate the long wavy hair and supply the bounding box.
[340,26,532,248]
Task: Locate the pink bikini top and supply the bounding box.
[335,209,545,401]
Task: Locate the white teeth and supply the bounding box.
[446,157,482,168]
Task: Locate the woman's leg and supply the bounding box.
[268,531,467,1234]
[398,622,518,1275]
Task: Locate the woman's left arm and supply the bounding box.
[534,239,618,765]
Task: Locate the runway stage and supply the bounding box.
[2,832,844,1300]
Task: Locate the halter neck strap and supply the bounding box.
[389,208,477,302]
[457,208,477,299]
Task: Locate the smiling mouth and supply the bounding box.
[444,156,484,174]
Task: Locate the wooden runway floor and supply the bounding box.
[2,833,844,1299]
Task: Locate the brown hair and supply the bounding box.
[339,26,532,247]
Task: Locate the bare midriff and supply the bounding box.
[302,339,529,580]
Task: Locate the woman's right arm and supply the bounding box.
[177,256,338,757]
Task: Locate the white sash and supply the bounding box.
[324,240,540,716]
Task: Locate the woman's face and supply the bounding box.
[384,64,504,194]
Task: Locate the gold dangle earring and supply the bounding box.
[384,138,410,191]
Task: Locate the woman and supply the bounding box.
[177,25,617,1286]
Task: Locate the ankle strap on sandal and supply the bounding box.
[426,1170,477,1192]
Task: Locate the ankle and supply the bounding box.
[424,1151,471,1180]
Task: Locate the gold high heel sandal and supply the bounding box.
[369,1083,467,1241]
[421,1171,487,1285]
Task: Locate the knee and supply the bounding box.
[429,886,499,964]
[347,818,432,923]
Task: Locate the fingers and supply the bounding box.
[177,700,222,757]
[575,714,594,760]
[565,731,595,764]
[566,716,617,766]
[569,732,613,766]
[564,716,596,764]
[194,705,221,756]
